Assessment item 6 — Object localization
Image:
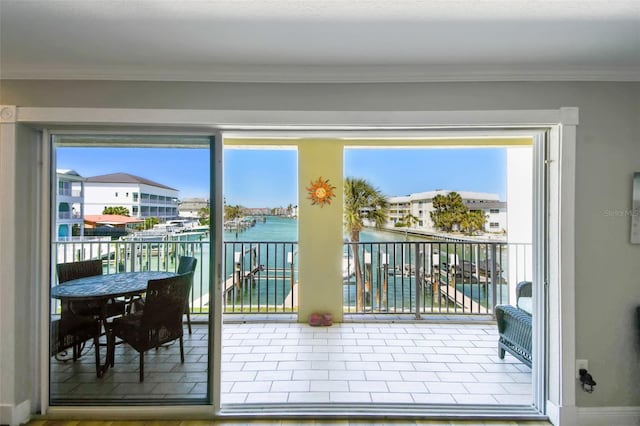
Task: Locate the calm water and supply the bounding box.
[223,215,430,243]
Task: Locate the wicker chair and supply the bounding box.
[130,256,198,333]
[177,256,197,334]
[495,281,532,368]
[52,260,117,370]
[108,272,193,382]
[57,259,126,319]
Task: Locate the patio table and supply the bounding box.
[51,270,176,377]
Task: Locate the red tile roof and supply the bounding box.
[84,214,144,225]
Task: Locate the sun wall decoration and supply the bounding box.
[306,176,336,207]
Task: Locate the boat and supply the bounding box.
[342,254,355,280]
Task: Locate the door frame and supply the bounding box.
[4,105,577,424]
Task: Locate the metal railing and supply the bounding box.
[222,241,298,313]
[343,241,531,316]
[53,239,211,315]
[52,239,530,317]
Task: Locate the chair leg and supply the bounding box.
[185,309,192,335]
[179,336,184,363]
[94,334,101,378]
[108,332,115,367]
[139,351,144,382]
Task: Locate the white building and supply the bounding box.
[84,173,179,221]
[55,169,85,239]
[178,197,209,218]
[386,190,507,234]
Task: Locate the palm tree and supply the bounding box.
[399,213,420,240]
[344,177,389,311]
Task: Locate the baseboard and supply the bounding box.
[0,400,31,426]
[576,406,640,426]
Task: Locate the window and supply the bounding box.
[133,192,138,202]
[490,222,500,228]
[490,208,500,214]
[115,192,118,197]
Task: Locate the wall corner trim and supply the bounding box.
[559,107,579,126]
[0,400,31,426]
[546,400,577,426]
[0,105,17,124]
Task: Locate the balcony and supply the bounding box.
[57,211,82,220]
[50,238,533,407]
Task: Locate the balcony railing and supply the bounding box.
[53,239,211,315]
[52,239,531,317]
[57,211,82,220]
[223,241,298,313]
[343,241,531,316]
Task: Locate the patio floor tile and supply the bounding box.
[50,321,532,408]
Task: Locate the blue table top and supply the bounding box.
[51,271,176,300]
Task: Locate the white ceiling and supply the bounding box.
[1,0,639,82]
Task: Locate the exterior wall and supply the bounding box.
[178,198,209,218]
[1,81,639,411]
[483,208,507,233]
[83,182,139,215]
[84,182,179,219]
[55,173,84,239]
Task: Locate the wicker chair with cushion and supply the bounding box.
[495,281,532,368]
[108,272,193,382]
[177,256,197,334]
[53,259,121,372]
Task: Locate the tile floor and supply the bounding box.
[51,321,531,406]
[221,322,531,406]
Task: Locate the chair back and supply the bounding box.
[57,259,103,284]
[177,256,197,274]
[516,281,532,299]
[141,273,192,331]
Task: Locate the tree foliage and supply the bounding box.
[198,207,210,225]
[397,213,420,239]
[460,210,486,235]
[430,192,486,235]
[224,205,243,221]
[344,177,389,311]
[145,216,159,229]
[344,177,389,243]
[102,206,130,216]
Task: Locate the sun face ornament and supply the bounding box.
[306,176,336,207]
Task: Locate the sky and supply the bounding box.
[57,146,507,208]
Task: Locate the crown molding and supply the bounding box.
[2,64,640,83]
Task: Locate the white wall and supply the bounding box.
[0,122,40,425]
[83,182,140,215]
[1,80,639,410]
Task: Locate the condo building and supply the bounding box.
[83,173,179,220]
[387,190,507,233]
[55,169,85,239]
